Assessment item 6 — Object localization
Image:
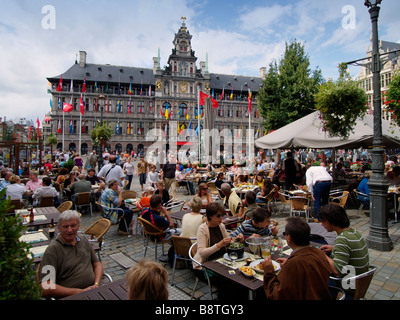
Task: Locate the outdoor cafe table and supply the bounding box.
[202,224,336,300]
[202,248,288,300]
[233,185,260,199]
[20,227,100,264]
[62,278,127,300]
[16,206,60,229]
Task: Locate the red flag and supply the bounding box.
[63,103,73,113]
[82,78,86,93]
[57,120,61,133]
[248,88,252,112]
[36,118,40,138]
[44,115,50,122]
[56,76,62,92]
[220,87,224,101]
[211,98,219,109]
[28,125,32,140]
[199,91,208,106]
[80,94,85,115]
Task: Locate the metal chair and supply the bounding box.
[329,190,350,208]
[38,196,54,207]
[329,266,377,300]
[353,189,369,215]
[84,218,111,261]
[328,285,346,300]
[188,242,216,300]
[137,216,172,261]
[165,200,186,212]
[277,191,291,213]
[96,202,130,237]
[257,188,278,213]
[170,235,196,286]
[290,195,310,221]
[74,192,93,216]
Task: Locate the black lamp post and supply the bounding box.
[364,0,393,251]
[97,93,105,170]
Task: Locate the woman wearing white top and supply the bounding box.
[123,157,136,190]
[180,196,205,242]
[6,175,29,201]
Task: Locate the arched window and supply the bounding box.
[178,103,187,119]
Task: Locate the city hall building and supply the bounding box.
[47,19,264,160]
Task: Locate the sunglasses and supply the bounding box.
[216,214,222,218]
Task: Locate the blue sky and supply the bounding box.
[0,0,399,123]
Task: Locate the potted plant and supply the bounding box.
[0,189,41,299]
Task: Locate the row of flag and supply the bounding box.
[56,76,153,96]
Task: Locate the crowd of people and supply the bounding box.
[3,147,381,301]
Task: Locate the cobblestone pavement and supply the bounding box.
[79,172,400,301]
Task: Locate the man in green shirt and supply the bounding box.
[38,210,103,298]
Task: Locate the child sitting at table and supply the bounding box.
[230,207,278,242]
[137,186,155,210]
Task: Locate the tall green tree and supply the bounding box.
[315,63,368,139]
[258,40,323,131]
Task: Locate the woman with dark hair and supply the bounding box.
[192,202,249,300]
[319,204,369,280]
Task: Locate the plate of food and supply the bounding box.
[250,259,280,273]
[239,265,255,278]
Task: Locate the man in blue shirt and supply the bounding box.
[100,179,133,235]
[141,194,174,241]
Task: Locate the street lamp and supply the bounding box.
[365,0,393,251]
[97,93,105,170]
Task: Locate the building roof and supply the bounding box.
[47,62,155,86]
[48,62,263,92]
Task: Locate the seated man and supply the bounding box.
[32,176,60,207]
[70,174,92,204]
[141,194,174,241]
[38,210,103,298]
[221,183,241,216]
[262,216,332,300]
[237,190,259,219]
[100,179,134,235]
[175,164,195,195]
[230,207,278,241]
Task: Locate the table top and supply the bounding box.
[17,206,60,228]
[62,278,127,300]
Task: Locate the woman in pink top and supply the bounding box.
[25,171,42,192]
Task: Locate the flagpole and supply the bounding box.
[79,112,82,155]
[62,111,65,152]
[197,84,201,163]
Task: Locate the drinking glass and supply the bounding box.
[261,244,271,258]
[229,252,238,268]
